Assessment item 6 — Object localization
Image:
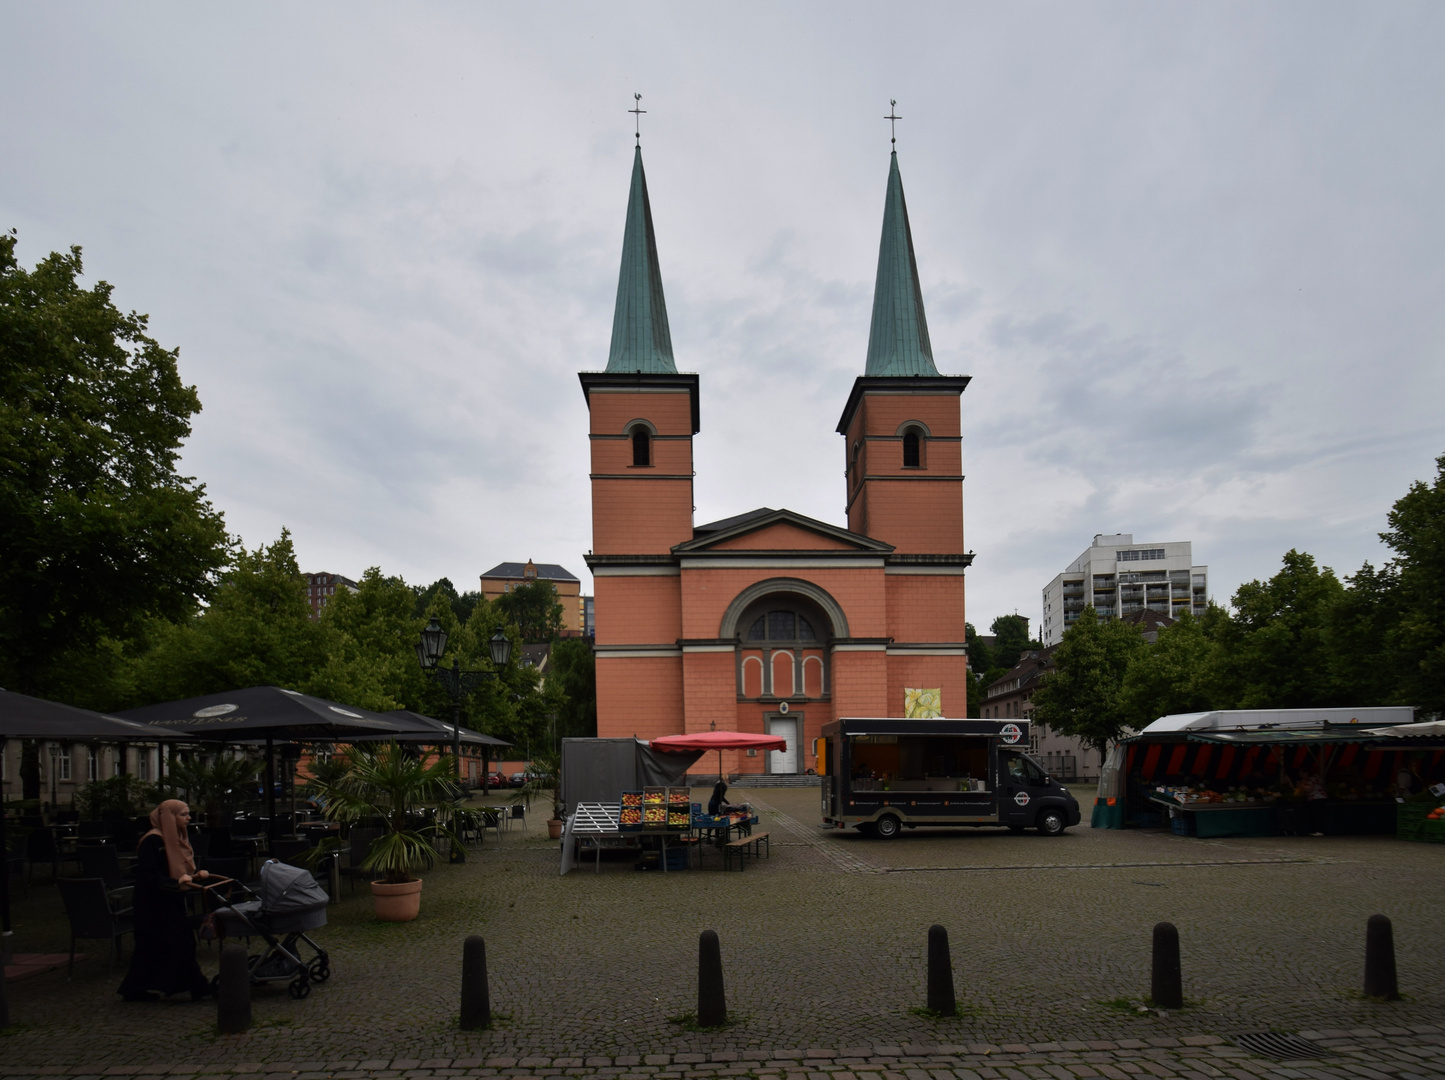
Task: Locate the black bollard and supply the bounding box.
[216,943,251,1034]
[460,935,491,1029]
[0,952,9,1030]
[1364,914,1400,1000]
[926,924,956,1016]
[1150,922,1182,1010]
[697,929,727,1028]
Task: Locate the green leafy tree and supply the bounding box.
[0,234,229,702]
[127,531,323,702]
[1377,454,1445,716]
[989,614,1040,672]
[413,577,482,625]
[494,579,564,644]
[550,636,597,740]
[1120,608,1229,728]
[1031,606,1147,754]
[308,568,433,710]
[1218,550,1346,709]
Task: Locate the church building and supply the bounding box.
[581,140,972,778]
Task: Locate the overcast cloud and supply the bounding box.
[3,2,1442,631]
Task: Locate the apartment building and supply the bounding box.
[1041,534,1207,647]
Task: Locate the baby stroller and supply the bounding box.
[211,858,331,999]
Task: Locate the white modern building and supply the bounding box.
[1041,534,1208,647]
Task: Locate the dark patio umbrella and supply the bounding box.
[117,687,404,837]
[364,712,512,791]
[0,689,184,949]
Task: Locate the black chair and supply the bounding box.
[188,824,210,859]
[268,837,312,864]
[27,826,75,881]
[56,877,133,977]
[78,844,133,898]
[56,809,80,825]
[339,827,381,893]
[77,820,110,841]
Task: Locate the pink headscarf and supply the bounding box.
[143,799,196,881]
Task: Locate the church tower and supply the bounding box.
[838,150,970,554]
[580,144,697,740]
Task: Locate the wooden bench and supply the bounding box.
[722,831,769,871]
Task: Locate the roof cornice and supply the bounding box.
[674,507,893,554]
[836,374,971,435]
[578,371,700,434]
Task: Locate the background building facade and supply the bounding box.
[1041,534,1207,646]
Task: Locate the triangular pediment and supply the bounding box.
[676,508,893,554]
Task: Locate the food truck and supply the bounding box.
[818,717,1082,838]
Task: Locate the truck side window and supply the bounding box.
[1006,755,1027,783]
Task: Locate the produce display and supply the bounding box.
[622,792,642,808]
[619,806,642,826]
[619,787,695,830]
[643,805,666,825]
[642,788,666,806]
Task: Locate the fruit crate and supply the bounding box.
[667,786,691,829]
[619,791,643,831]
[1170,814,1196,836]
[1424,817,1445,844]
[1397,802,1428,841]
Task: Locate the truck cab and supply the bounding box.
[819,717,1081,838]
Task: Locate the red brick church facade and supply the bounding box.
[581,144,972,778]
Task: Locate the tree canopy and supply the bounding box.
[0,235,228,698]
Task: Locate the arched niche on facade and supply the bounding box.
[721,579,849,702]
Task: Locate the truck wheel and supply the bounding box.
[874,814,902,839]
[1036,809,1066,836]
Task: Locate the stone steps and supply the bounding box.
[727,774,822,788]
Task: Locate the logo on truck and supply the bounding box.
[1014,791,1031,806]
[1001,723,1022,744]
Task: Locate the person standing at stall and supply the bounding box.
[118,800,213,1002]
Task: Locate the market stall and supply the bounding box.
[1092,707,1445,837]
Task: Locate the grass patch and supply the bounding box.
[908,1004,971,1021]
[667,1009,744,1032]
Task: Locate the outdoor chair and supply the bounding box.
[509,803,526,826]
[188,824,210,859]
[340,827,381,893]
[269,837,312,864]
[56,809,80,825]
[56,876,133,978]
[78,843,133,900]
[27,825,77,881]
[77,820,110,841]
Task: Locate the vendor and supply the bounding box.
[708,780,750,816]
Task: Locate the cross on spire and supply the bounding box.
[630,92,646,145]
[885,99,901,146]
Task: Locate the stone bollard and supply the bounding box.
[1150,922,1182,1010]
[460,935,491,1029]
[1364,914,1400,1000]
[697,929,727,1028]
[927,924,957,1016]
[216,943,251,1033]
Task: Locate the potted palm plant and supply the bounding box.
[511,750,563,839]
[310,742,480,921]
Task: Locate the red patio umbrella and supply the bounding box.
[650,730,788,783]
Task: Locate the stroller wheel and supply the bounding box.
[308,957,330,982]
[288,976,311,1000]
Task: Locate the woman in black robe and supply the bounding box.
[117,800,213,1001]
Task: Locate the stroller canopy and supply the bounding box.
[259,859,330,914]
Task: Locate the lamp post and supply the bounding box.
[47,742,60,814]
[415,618,513,787]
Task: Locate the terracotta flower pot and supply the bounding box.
[371,878,423,922]
[547,818,564,840]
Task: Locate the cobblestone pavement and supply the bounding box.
[3,789,1443,1078]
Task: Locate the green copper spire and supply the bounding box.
[606,146,677,374]
[864,151,938,376]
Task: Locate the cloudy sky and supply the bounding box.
[4,3,1443,632]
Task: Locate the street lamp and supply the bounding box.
[415,618,513,785]
[46,743,61,813]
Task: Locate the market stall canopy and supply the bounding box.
[649,731,788,752]
[1360,719,1445,738]
[0,688,183,741]
[1140,706,1415,736]
[118,686,403,739]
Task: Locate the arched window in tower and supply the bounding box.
[902,429,921,468]
[631,426,651,467]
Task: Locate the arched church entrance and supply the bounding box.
[721,579,847,775]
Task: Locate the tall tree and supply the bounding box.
[494,579,564,644]
[1031,607,1147,754]
[0,235,228,700]
[550,636,597,741]
[128,531,322,703]
[1119,607,1229,729]
[1219,550,1346,708]
[989,614,1039,672]
[1377,454,1445,716]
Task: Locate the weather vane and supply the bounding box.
[885,99,901,145]
[630,92,646,145]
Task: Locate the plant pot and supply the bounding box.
[547,818,564,840]
[371,878,423,922]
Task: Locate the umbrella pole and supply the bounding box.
[1,795,11,960]
[265,733,276,844]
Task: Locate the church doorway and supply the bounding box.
[767,714,799,774]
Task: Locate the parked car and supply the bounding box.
[509,771,526,787]
[480,771,507,790]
